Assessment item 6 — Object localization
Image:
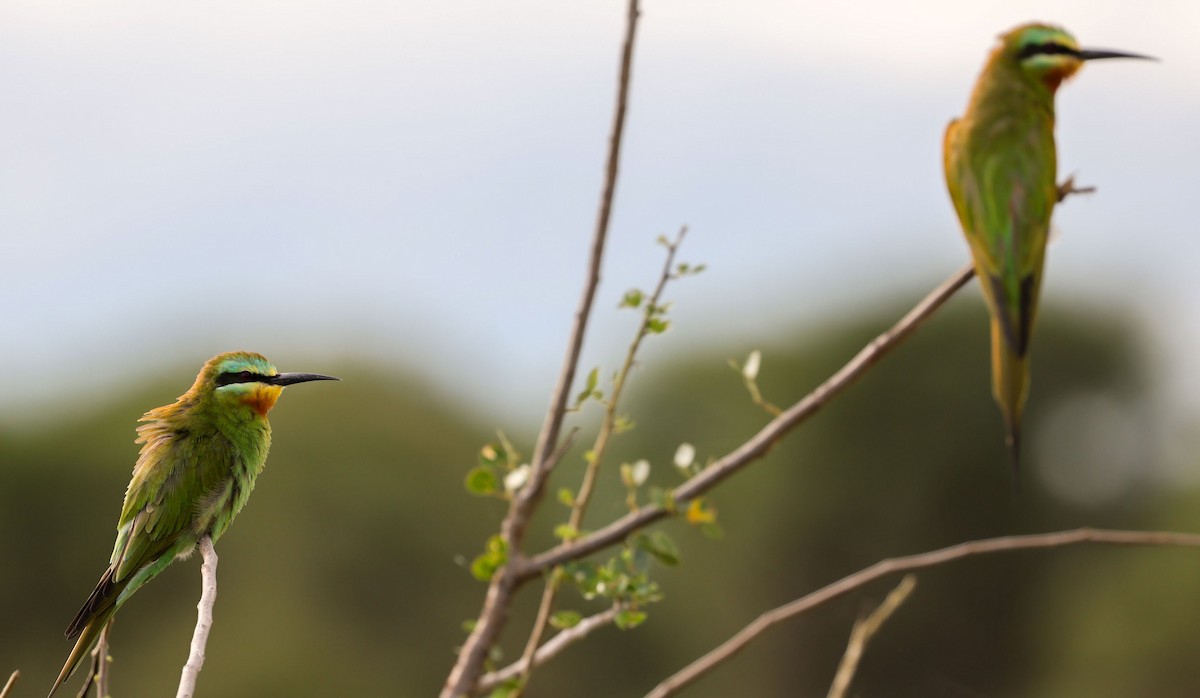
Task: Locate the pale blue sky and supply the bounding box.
[2,1,1198,431]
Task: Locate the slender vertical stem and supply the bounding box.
[74,622,111,698]
[526,0,643,495]
[94,623,111,698]
[176,536,217,698]
[516,229,686,693]
[440,2,643,695]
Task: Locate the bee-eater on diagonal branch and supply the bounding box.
[49,351,338,697]
[943,23,1153,477]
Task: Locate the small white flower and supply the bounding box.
[504,464,531,493]
[743,350,761,381]
[630,459,650,487]
[674,443,695,470]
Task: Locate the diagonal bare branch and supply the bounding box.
[645,528,1200,697]
[1,671,18,698]
[476,607,620,695]
[827,575,917,698]
[519,262,976,578]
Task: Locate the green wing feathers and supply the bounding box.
[51,421,222,695]
[944,114,1056,359]
[945,100,1057,473]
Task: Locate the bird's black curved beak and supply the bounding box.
[269,372,340,386]
[1078,48,1158,62]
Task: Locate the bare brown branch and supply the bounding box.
[645,528,1200,697]
[476,607,620,695]
[826,575,917,698]
[522,0,639,499]
[440,2,642,695]
[74,622,111,698]
[520,262,976,578]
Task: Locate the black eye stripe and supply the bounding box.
[1017,42,1080,61]
[215,370,264,387]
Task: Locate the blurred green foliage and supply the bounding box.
[2,293,1199,697]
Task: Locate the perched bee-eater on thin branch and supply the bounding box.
[49,351,338,697]
[943,23,1153,476]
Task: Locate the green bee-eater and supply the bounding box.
[943,23,1151,474]
[50,351,337,697]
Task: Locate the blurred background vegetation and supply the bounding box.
[4,289,1200,697]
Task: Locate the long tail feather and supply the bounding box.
[991,318,1030,483]
[50,566,127,698]
[48,607,115,698]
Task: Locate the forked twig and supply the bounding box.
[477,607,620,694]
[645,528,1200,697]
[826,575,916,698]
[74,621,111,698]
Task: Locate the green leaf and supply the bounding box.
[613,414,636,434]
[554,523,580,541]
[644,318,670,335]
[550,610,583,630]
[614,609,648,630]
[619,288,645,309]
[635,530,681,566]
[574,367,600,405]
[464,466,498,496]
[557,487,576,507]
[470,535,508,581]
[470,555,498,582]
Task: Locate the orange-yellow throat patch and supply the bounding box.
[240,384,282,417]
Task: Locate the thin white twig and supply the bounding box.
[176,536,217,698]
[476,607,620,694]
[826,575,917,698]
[1,671,18,698]
[645,528,1200,697]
